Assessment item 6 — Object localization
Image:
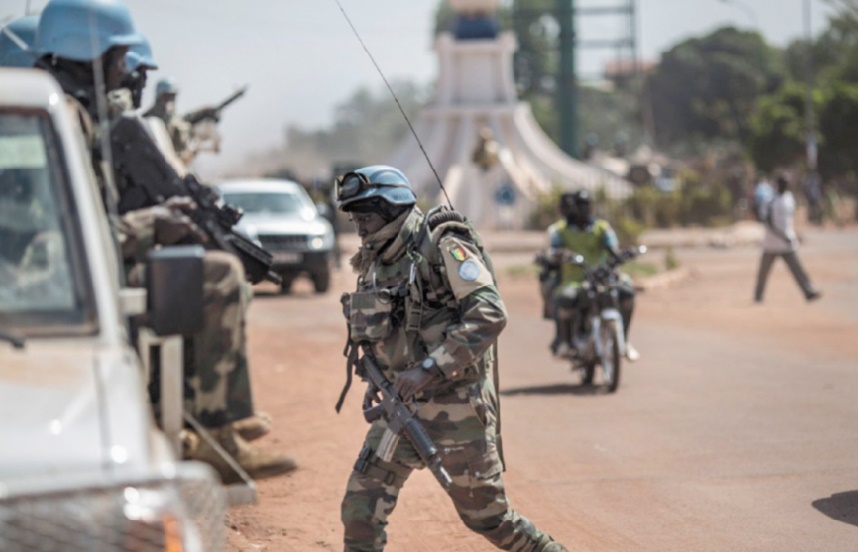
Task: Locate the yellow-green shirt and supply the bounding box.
[549,218,618,286]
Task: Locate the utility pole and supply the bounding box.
[556,0,578,158]
[803,0,817,172]
[514,0,637,159]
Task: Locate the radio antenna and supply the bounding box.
[332,0,453,209]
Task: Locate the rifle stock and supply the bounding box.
[109,114,280,285]
[357,349,452,490]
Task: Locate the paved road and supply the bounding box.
[229,226,858,551]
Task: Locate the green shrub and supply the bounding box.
[613,215,646,245]
[679,183,732,226]
[527,186,564,230]
[664,246,681,271]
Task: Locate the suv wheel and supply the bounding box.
[279,275,295,295]
[312,269,331,294]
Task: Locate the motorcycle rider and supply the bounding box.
[547,190,638,361]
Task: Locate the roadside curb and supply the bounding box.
[635,266,693,292]
[337,222,765,256]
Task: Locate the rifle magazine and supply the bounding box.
[377,429,399,463]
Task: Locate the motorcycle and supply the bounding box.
[536,245,646,392]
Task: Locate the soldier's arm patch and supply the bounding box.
[439,236,494,301]
[458,259,480,281]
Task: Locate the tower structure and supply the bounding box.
[387,0,632,229]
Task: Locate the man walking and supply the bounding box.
[754,174,822,303]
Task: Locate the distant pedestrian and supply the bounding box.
[804,171,823,225]
[752,174,774,222]
[754,174,821,303]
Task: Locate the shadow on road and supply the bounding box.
[812,491,858,527]
[500,383,607,397]
[252,289,331,301]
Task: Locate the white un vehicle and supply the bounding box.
[0,68,227,551]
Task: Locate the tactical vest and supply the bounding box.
[340,207,497,395]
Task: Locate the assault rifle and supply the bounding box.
[184,85,248,125]
[357,347,453,490]
[109,114,281,285]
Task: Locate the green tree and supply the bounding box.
[818,82,858,178]
[646,27,784,148]
[747,83,812,172]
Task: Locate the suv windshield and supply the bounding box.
[223,191,306,215]
[0,111,94,334]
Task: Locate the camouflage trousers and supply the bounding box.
[184,251,254,428]
[341,376,557,551]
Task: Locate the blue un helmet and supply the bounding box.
[0,15,39,67]
[336,165,416,213]
[124,36,157,72]
[36,0,143,62]
[155,77,179,97]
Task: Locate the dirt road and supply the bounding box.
[228,226,858,551]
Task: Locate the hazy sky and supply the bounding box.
[2,0,838,177]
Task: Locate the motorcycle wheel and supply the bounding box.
[600,319,622,393]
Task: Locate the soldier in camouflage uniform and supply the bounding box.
[34,0,295,484]
[337,166,567,552]
[144,77,195,164]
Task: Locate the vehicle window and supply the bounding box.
[223,191,307,215]
[0,111,94,334]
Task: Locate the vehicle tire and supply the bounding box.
[581,362,596,385]
[312,269,331,294]
[279,275,294,295]
[600,320,622,393]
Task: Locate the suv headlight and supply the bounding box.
[309,228,334,251]
[0,464,225,552]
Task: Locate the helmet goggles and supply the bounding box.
[336,172,412,207]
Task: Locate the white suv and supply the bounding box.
[217,178,335,293]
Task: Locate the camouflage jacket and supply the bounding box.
[61,88,157,263]
[143,102,192,163]
[345,207,507,392]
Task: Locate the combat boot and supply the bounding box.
[189,425,298,485]
[232,411,272,442]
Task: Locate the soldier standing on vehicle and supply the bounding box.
[121,38,157,109]
[0,15,39,68]
[754,174,822,303]
[547,190,638,361]
[336,165,567,552]
[34,0,296,484]
[144,77,195,162]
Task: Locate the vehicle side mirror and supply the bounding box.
[146,245,205,336]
